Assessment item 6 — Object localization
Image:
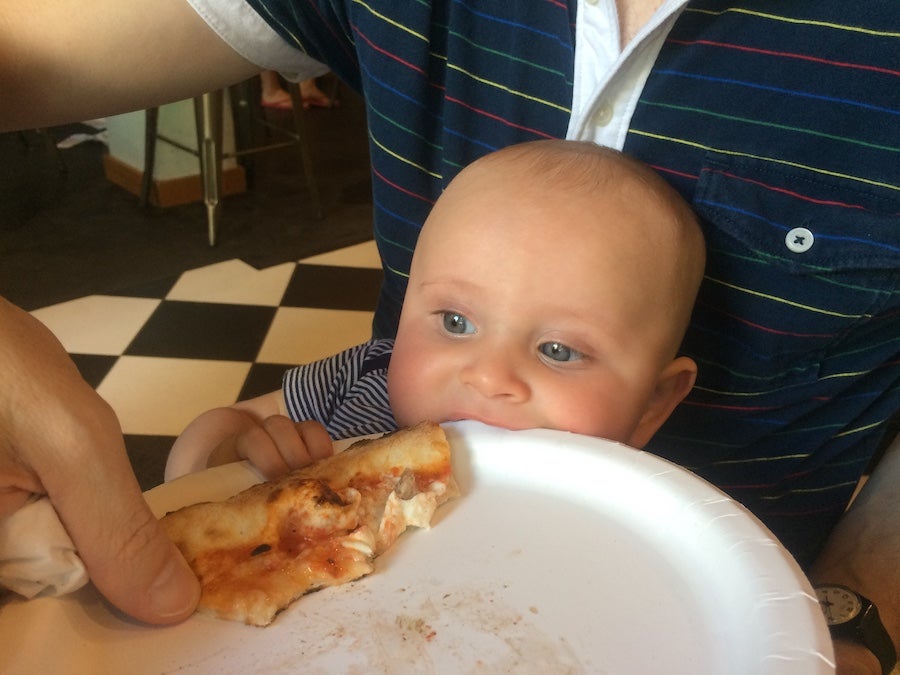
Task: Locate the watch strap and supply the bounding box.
[828,591,896,675]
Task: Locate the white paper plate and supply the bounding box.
[0,421,833,674]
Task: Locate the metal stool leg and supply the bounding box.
[33,128,68,175]
[140,108,159,207]
[144,80,324,244]
[228,81,256,158]
[288,86,324,220]
[193,91,224,246]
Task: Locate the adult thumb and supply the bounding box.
[55,470,201,625]
[38,399,200,624]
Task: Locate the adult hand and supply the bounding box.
[0,298,199,624]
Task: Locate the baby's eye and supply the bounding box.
[539,341,583,362]
[442,311,476,335]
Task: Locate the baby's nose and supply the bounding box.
[459,348,530,402]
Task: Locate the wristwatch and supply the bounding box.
[815,584,897,675]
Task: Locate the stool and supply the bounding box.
[139,80,323,246]
[18,129,67,175]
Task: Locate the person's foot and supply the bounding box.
[261,88,293,110]
[299,79,338,109]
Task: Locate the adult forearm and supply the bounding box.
[810,433,900,674]
[0,0,259,132]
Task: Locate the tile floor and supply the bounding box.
[31,240,383,490]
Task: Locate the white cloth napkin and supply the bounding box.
[0,496,87,598]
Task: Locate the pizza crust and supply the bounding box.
[162,422,457,626]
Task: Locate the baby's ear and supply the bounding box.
[626,356,697,449]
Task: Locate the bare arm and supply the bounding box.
[810,433,900,675]
[0,0,261,131]
[166,392,334,480]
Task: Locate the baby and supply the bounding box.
[166,140,706,480]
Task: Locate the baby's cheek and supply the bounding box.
[541,391,635,443]
[393,360,453,427]
[388,382,416,426]
[387,357,425,425]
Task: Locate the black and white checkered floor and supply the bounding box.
[31,241,382,490]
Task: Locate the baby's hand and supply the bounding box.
[230,416,333,479]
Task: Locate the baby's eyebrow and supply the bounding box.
[416,277,482,293]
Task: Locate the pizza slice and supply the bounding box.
[161,421,458,626]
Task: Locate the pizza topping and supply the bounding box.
[395,468,417,500]
[162,421,457,626]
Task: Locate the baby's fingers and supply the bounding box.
[234,424,292,479]
[293,420,334,463]
[263,417,333,471]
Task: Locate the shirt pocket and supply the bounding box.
[685,153,900,392]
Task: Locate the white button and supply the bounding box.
[785,227,814,253]
[593,103,613,127]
